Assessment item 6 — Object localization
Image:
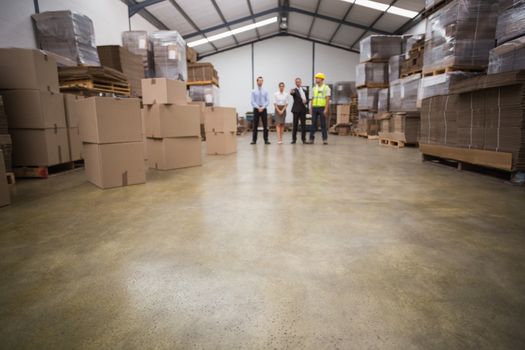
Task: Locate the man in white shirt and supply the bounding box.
[250,76,271,145]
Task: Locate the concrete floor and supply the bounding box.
[1,134,524,349]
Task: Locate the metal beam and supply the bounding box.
[279,0,290,34]
[128,0,166,17]
[328,1,355,44]
[33,0,40,13]
[307,0,322,39]
[350,0,398,49]
[287,33,359,54]
[122,0,169,30]
[246,0,261,40]
[211,0,239,45]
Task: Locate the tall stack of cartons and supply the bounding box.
[150,31,187,81]
[0,96,12,172]
[63,94,83,162]
[122,31,155,78]
[76,97,145,189]
[142,78,202,170]
[97,45,145,97]
[205,107,237,155]
[0,48,71,168]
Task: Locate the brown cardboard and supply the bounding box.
[144,104,200,138]
[0,48,60,93]
[83,142,145,189]
[141,78,187,105]
[189,101,206,124]
[2,90,66,129]
[63,93,84,128]
[141,109,148,160]
[68,127,82,161]
[10,128,69,166]
[204,107,237,133]
[77,97,142,144]
[147,137,201,170]
[206,132,237,155]
[0,150,10,207]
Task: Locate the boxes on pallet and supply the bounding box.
[122,31,155,78]
[141,78,187,105]
[377,89,389,113]
[418,72,482,102]
[336,105,351,124]
[1,90,66,129]
[141,109,148,160]
[97,45,145,97]
[356,62,388,87]
[0,48,60,92]
[496,0,525,45]
[144,104,200,138]
[0,96,8,134]
[206,131,237,155]
[488,36,525,74]
[150,31,187,81]
[0,134,12,172]
[187,62,218,83]
[357,88,380,111]
[189,85,220,106]
[0,150,9,207]
[68,127,82,161]
[147,137,201,170]
[333,81,357,104]
[400,74,421,112]
[360,35,402,63]
[63,94,83,161]
[10,128,69,167]
[204,107,237,133]
[388,55,403,83]
[186,46,197,63]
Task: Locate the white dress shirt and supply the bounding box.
[274,91,289,105]
[297,87,306,104]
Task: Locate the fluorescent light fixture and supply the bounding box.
[188,17,278,48]
[342,0,419,18]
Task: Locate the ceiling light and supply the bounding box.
[188,17,278,48]
[342,0,418,18]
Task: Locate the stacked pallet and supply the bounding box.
[150,31,187,81]
[122,31,155,78]
[187,62,219,86]
[97,45,145,97]
[333,81,358,131]
[401,34,424,78]
[58,66,131,96]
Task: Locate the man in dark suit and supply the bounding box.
[290,78,308,144]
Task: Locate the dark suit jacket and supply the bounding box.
[291,87,308,114]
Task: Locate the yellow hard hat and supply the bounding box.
[315,72,326,80]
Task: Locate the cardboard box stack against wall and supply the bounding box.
[142,77,202,170]
[204,106,237,155]
[0,150,10,207]
[75,96,146,189]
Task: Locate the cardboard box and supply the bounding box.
[77,97,142,144]
[83,142,145,189]
[63,93,84,128]
[337,115,350,124]
[97,45,144,97]
[2,90,66,129]
[10,128,69,166]
[189,101,206,124]
[68,127,82,161]
[0,150,10,207]
[204,107,237,133]
[0,48,60,92]
[141,78,187,105]
[144,104,200,138]
[206,131,237,155]
[147,137,201,170]
[141,109,148,160]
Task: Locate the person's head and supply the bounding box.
[315,72,326,85]
[295,77,302,88]
[278,82,285,92]
[256,76,264,87]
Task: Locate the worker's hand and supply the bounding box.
[258,107,264,113]
[290,89,295,94]
[324,108,329,116]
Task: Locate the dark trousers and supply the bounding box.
[252,108,269,142]
[292,111,307,142]
[310,107,328,141]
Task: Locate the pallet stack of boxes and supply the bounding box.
[205,107,237,155]
[63,94,83,162]
[0,149,9,207]
[142,78,202,170]
[122,31,155,78]
[0,96,12,175]
[97,45,145,97]
[0,48,72,170]
[333,81,357,135]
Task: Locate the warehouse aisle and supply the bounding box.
[1,135,524,349]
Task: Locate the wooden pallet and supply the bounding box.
[13,160,84,179]
[422,66,485,77]
[357,83,389,89]
[379,137,417,149]
[60,79,131,96]
[186,78,219,87]
[5,172,15,185]
[401,69,423,78]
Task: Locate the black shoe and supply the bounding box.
[250,141,256,145]
[265,141,271,145]
[323,140,328,145]
[302,140,307,144]
[291,140,296,144]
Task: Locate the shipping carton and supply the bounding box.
[0,150,10,207]
[68,127,82,161]
[2,90,66,129]
[10,128,69,166]
[147,137,201,170]
[206,131,237,155]
[77,97,142,144]
[0,48,60,92]
[144,104,200,138]
[83,142,145,189]
[141,109,148,160]
[204,107,237,133]
[189,101,206,124]
[141,78,187,105]
[63,93,84,128]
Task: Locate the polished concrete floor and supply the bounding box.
[1,134,524,349]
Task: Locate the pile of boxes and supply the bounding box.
[122,31,155,78]
[0,96,12,172]
[142,78,202,170]
[63,94,84,162]
[0,150,9,207]
[150,31,187,81]
[205,107,237,155]
[97,45,145,97]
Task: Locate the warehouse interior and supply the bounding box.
[0,0,525,349]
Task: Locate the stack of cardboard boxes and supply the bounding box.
[76,97,145,189]
[0,150,9,207]
[63,94,83,162]
[0,96,12,172]
[205,107,237,155]
[97,45,145,97]
[142,78,202,170]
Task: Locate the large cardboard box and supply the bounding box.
[0,150,10,207]
[10,128,69,166]
[83,142,145,189]
[2,90,66,129]
[189,101,206,124]
[141,109,148,160]
[147,137,201,170]
[141,78,187,105]
[144,104,200,138]
[63,93,84,128]
[77,97,142,144]
[0,48,60,92]
[204,107,237,133]
[206,131,237,155]
[68,127,82,161]
[97,45,144,97]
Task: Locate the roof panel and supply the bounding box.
[395,0,425,12]
[318,0,352,19]
[310,18,339,41]
[346,5,382,27]
[288,12,312,34]
[332,26,364,48]
[250,0,278,13]
[374,12,408,33]
[175,0,223,29]
[147,1,194,35]
[214,0,251,21]
[290,0,319,12]
[256,22,279,37]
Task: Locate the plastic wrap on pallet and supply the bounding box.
[150,31,187,81]
[333,81,357,104]
[405,34,425,59]
[423,0,499,72]
[32,11,99,66]
[360,35,402,62]
[122,31,154,78]
[358,88,380,111]
[418,71,482,102]
[496,0,525,45]
[356,62,388,87]
[400,74,421,112]
[488,36,525,74]
[388,55,403,83]
[377,88,389,112]
[389,80,402,112]
[189,85,220,106]
[401,35,412,55]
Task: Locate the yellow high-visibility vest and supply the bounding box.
[312,84,329,107]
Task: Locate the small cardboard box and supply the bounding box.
[77,97,142,144]
[0,48,60,93]
[63,93,84,128]
[337,115,350,124]
[337,105,351,115]
[144,104,200,138]
[147,137,201,170]
[2,90,66,129]
[68,127,82,161]
[141,78,187,105]
[189,101,206,124]
[204,107,237,133]
[0,150,10,207]
[206,131,237,155]
[10,128,69,166]
[83,142,145,189]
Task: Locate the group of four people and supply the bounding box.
[250,73,331,145]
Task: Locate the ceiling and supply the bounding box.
[126,0,425,58]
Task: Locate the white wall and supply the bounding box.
[0,0,37,48]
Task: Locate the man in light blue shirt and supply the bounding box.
[250,76,270,144]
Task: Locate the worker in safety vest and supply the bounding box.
[307,72,331,144]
